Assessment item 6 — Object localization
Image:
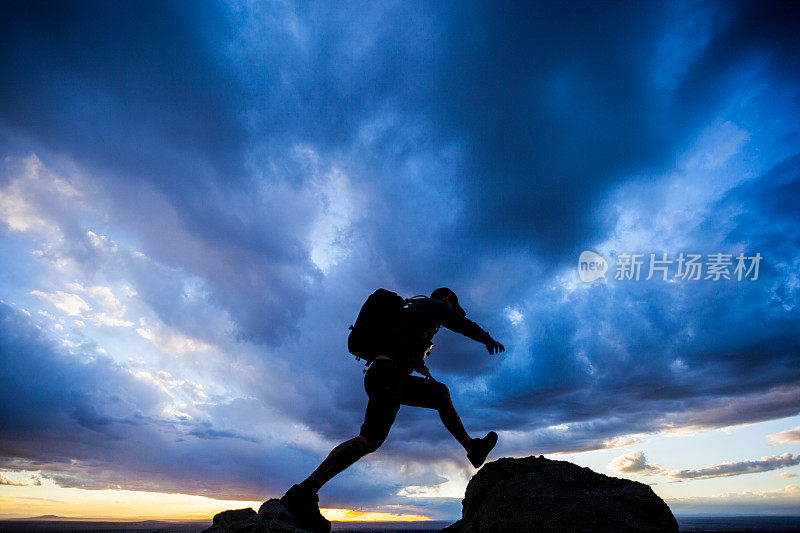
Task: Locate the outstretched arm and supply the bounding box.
[424,300,505,355]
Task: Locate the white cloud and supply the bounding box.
[92,313,135,327]
[30,284,135,327]
[129,368,210,420]
[768,426,800,445]
[0,473,30,486]
[0,472,42,487]
[610,451,800,481]
[0,188,52,232]
[609,451,667,476]
[136,318,213,356]
[670,453,800,481]
[505,306,524,326]
[305,157,361,274]
[686,121,750,170]
[396,463,471,499]
[63,283,134,327]
[86,230,119,253]
[30,290,91,317]
[0,155,72,234]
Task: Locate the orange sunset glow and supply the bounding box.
[0,479,430,522]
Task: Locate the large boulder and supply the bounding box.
[443,455,678,533]
[203,499,311,533]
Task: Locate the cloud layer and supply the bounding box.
[1,0,799,518]
[610,452,800,481]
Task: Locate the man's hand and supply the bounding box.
[485,338,505,355]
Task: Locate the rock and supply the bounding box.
[213,508,258,526]
[258,499,313,532]
[442,455,679,533]
[203,499,312,533]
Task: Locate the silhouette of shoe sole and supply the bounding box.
[280,484,331,533]
[467,431,498,468]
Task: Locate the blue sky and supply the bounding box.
[0,0,799,520]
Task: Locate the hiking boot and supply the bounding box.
[467,431,498,468]
[280,484,331,533]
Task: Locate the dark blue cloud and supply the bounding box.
[0,0,243,176]
[0,0,799,517]
[0,0,316,345]
[0,301,316,499]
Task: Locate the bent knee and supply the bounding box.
[357,432,385,452]
[360,436,380,453]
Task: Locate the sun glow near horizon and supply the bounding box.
[0,480,431,522]
[321,508,430,522]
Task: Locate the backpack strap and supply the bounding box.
[403,295,428,309]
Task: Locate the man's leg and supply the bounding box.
[301,435,377,491]
[433,383,471,450]
[400,377,471,449]
[281,363,399,533]
[281,436,382,533]
[290,363,400,495]
[299,388,485,487]
[401,376,497,468]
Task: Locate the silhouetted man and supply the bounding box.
[281,288,505,532]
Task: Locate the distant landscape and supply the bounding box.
[1,517,800,533]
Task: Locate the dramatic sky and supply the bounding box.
[1,0,799,521]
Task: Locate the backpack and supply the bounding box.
[347,288,407,363]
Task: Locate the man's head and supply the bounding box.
[431,287,466,316]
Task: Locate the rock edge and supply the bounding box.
[443,455,679,533]
[203,498,311,533]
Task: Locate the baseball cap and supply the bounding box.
[431,287,466,316]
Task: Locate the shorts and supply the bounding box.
[358,359,449,447]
